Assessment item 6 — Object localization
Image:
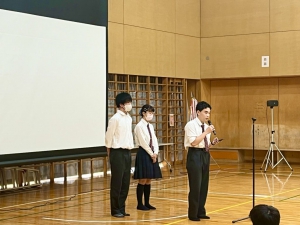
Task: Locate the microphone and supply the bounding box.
[208,120,216,135]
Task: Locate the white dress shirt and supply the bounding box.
[105,110,134,149]
[134,119,159,156]
[184,117,211,149]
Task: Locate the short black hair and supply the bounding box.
[115,92,132,107]
[139,104,155,116]
[250,204,280,225]
[196,101,211,112]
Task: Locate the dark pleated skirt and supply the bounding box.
[133,147,162,179]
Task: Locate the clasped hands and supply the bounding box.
[151,153,158,163]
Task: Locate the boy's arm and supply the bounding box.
[105,117,117,156]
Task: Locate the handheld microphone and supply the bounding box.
[208,120,216,135]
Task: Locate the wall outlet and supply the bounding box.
[262,56,269,67]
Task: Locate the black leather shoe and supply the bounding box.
[123,213,130,216]
[145,204,156,210]
[189,217,200,221]
[137,205,150,211]
[112,213,124,218]
[198,215,210,219]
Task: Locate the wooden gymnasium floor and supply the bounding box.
[0,162,299,225]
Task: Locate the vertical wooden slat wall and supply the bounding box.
[108,75,187,166]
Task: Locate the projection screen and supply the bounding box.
[0,9,106,155]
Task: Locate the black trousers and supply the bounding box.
[186,147,210,219]
[109,148,132,215]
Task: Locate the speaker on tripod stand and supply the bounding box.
[260,100,293,172]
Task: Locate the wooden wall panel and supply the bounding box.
[278,77,300,150]
[186,80,201,103]
[238,79,279,149]
[124,26,175,77]
[176,0,200,37]
[282,152,300,163]
[124,26,156,75]
[108,22,124,74]
[210,150,239,161]
[200,80,211,103]
[108,0,124,23]
[211,80,239,148]
[201,0,269,37]
[270,0,300,32]
[201,34,269,79]
[156,32,176,77]
[240,150,270,162]
[124,0,175,33]
[270,32,300,76]
[175,35,200,79]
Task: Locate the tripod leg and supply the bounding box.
[261,148,269,169]
[274,144,293,171]
[232,216,250,223]
[264,147,272,172]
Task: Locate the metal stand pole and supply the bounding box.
[232,117,256,223]
[260,107,293,172]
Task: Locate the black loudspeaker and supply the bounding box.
[267,100,278,107]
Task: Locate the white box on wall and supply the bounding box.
[262,56,269,67]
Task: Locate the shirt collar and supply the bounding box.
[195,117,204,126]
[117,109,127,116]
[141,118,149,125]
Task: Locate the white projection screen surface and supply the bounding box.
[0,9,106,155]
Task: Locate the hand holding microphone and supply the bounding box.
[208,120,216,135]
[207,120,224,145]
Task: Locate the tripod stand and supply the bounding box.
[232,118,256,223]
[260,106,293,172]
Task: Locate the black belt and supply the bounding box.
[189,147,206,151]
[111,148,130,150]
